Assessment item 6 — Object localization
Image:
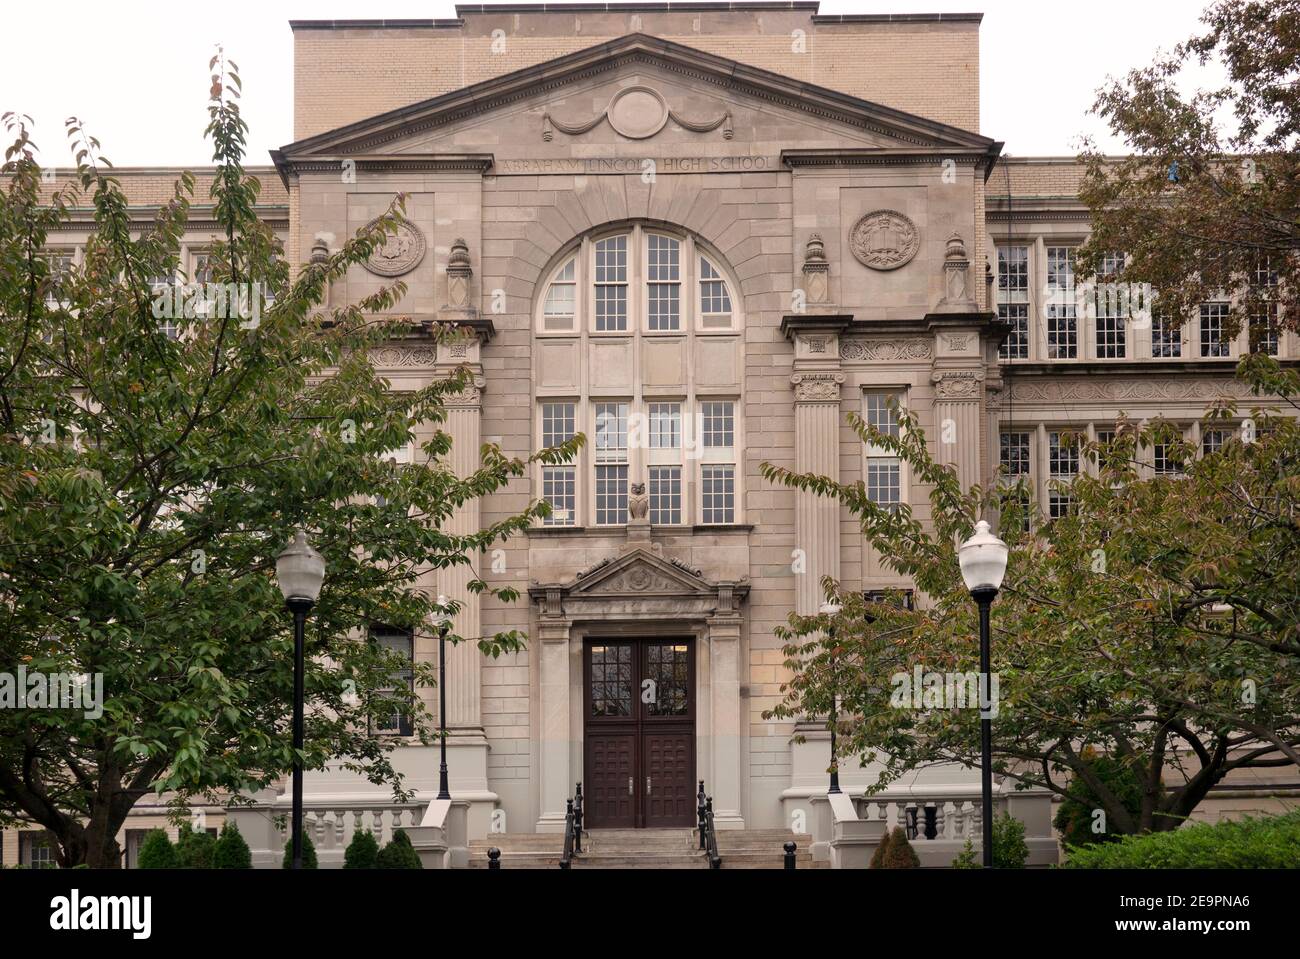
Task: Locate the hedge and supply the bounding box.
[1063,811,1300,868]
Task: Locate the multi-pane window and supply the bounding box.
[699,400,737,523]
[701,465,736,524]
[701,401,735,449]
[1202,429,1229,456]
[543,257,577,331]
[646,234,681,331]
[1249,307,1279,356]
[589,644,633,716]
[1095,252,1127,359]
[699,257,733,326]
[370,627,414,737]
[1152,442,1181,476]
[648,402,681,449]
[594,402,629,525]
[1045,247,1078,359]
[999,430,1032,531]
[541,402,577,526]
[1048,431,1078,518]
[864,391,903,509]
[594,236,628,331]
[997,246,1030,360]
[21,832,55,868]
[648,465,682,525]
[1152,311,1183,358]
[1200,303,1230,357]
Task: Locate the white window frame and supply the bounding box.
[862,389,907,511]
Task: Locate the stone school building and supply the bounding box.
[5,3,1296,868]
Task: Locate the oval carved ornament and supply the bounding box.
[850,209,920,271]
[362,217,426,277]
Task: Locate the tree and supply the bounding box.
[868,827,892,868]
[211,821,251,870]
[1053,751,1151,848]
[343,828,379,869]
[136,829,178,869]
[1076,0,1299,343]
[0,52,580,867]
[282,830,317,869]
[761,367,1300,836]
[375,828,422,869]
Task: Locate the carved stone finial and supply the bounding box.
[446,237,473,311]
[933,231,978,313]
[801,234,829,305]
[309,237,330,265]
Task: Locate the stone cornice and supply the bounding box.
[272,154,495,179]
[783,147,1002,172]
[780,313,853,340]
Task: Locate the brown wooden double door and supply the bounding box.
[583,638,696,828]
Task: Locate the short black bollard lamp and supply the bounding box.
[783,840,797,870]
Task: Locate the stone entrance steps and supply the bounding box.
[467,828,821,869]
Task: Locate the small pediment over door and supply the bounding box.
[530,546,747,623]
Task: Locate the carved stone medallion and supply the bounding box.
[608,86,669,139]
[849,210,920,271]
[363,217,426,277]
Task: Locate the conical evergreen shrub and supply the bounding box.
[344,829,379,869]
[212,821,252,869]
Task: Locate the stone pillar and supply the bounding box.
[708,591,745,828]
[534,598,571,831]
[930,366,984,491]
[788,334,845,615]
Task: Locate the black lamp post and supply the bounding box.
[275,530,326,871]
[819,600,843,795]
[436,593,452,801]
[958,519,1009,868]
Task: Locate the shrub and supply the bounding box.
[375,828,423,869]
[868,828,892,868]
[1064,811,1300,868]
[1053,754,1151,847]
[211,821,252,870]
[344,829,379,869]
[176,825,217,869]
[878,827,920,868]
[136,829,179,870]
[952,813,1030,869]
[282,831,318,869]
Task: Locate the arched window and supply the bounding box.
[537,226,737,334]
[533,225,743,529]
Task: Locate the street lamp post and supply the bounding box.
[819,600,843,795]
[436,594,452,801]
[275,530,326,871]
[958,520,1009,868]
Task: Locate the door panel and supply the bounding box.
[583,637,696,828]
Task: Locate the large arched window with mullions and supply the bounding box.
[533,224,744,529]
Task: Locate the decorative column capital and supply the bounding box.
[930,368,984,400]
[791,370,845,403]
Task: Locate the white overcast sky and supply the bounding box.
[1,0,1219,167]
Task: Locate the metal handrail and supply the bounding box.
[558,781,584,869]
[696,779,721,869]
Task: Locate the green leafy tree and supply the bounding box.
[1053,752,1151,848]
[375,828,422,869]
[343,828,379,869]
[1076,0,1299,341]
[952,814,1027,869]
[762,366,1300,836]
[0,53,579,868]
[135,829,178,869]
[211,821,251,870]
[282,830,317,869]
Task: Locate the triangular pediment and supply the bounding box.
[568,547,716,598]
[273,32,996,173]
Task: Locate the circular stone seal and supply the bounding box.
[362,217,427,277]
[607,86,669,140]
[849,210,920,271]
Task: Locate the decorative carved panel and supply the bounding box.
[839,338,933,362]
[849,210,920,271]
[362,217,426,277]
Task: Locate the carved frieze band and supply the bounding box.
[839,338,933,362]
[1008,378,1259,403]
[370,346,439,367]
[791,371,845,402]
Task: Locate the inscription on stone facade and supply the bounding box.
[495,156,774,175]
